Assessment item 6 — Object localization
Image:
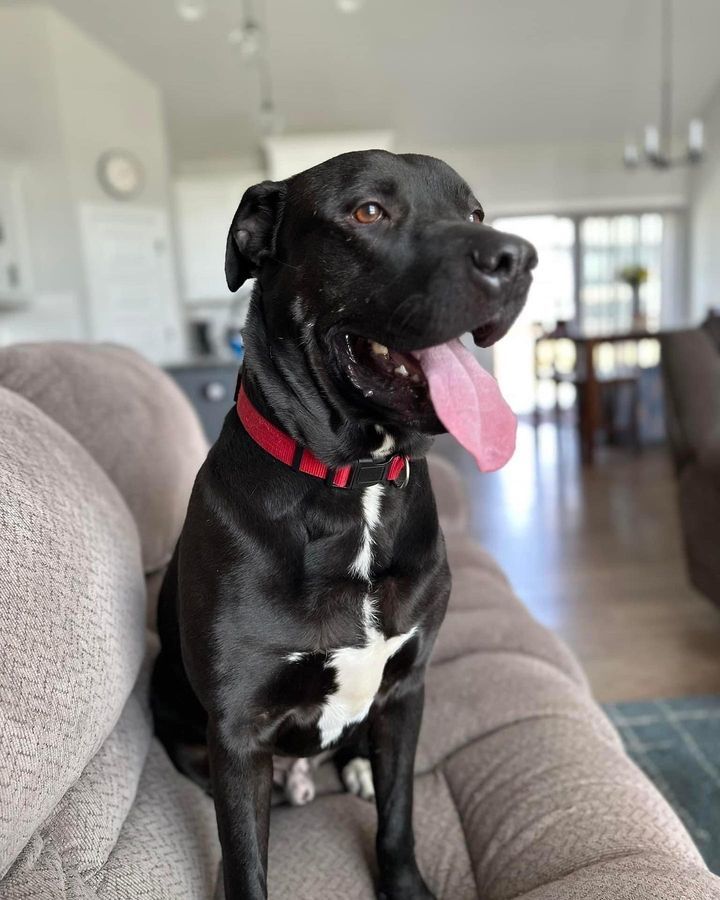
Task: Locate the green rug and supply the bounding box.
[604,695,720,874]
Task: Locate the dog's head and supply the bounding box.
[226,150,536,452]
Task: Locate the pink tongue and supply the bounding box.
[413,339,516,472]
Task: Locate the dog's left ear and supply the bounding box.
[225,180,286,292]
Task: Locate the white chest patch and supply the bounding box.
[314,482,415,748]
[317,597,416,747]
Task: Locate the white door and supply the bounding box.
[79,203,186,364]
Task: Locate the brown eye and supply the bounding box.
[353,202,385,224]
[468,209,484,223]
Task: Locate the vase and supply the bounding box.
[631,284,645,331]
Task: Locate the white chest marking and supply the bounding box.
[373,426,396,458]
[317,596,417,747]
[349,484,383,581]
[315,482,415,748]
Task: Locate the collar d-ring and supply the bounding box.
[393,456,411,489]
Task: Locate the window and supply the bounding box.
[491,215,575,413]
[580,213,663,334]
[490,211,680,414]
[493,215,576,327]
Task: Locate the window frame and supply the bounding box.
[490,206,689,332]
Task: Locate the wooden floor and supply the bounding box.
[434,423,720,703]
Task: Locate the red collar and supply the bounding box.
[236,383,410,489]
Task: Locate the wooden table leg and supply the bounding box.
[579,339,600,465]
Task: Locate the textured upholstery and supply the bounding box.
[660,328,720,607]
[268,541,720,899]
[0,342,209,583]
[0,384,219,898]
[1,342,719,899]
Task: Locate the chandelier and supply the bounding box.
[623,0,704,170]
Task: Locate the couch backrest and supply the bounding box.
[0,343,209,615]
[0,387,147,875]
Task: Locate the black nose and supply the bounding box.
[470,233,537,286]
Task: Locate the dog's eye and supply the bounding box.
[468,209,484,223]
[353,202,385,224]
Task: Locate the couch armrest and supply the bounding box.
[660,329,720,470]
[423,530,720,899]
[678,461,720,605]
[440,693,717,899]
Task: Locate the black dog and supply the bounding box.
[152,150,535,900]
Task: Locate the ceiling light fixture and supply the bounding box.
[228,20,261,58]
[336,0,365,13]
[230,0,283,136]
[623,0,704,170]
[175,0,208,23]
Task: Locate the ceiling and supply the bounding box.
[12,0,720,162]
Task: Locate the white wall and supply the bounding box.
[48,11,174,211]
[416,140,689,216]
[690,81,720,322]
[0,4,184,359]
[0,6,83,314]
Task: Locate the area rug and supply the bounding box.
[604,695,720,874]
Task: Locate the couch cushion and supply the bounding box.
[268,768,477,900]
[0,388,146,876]
[265,523,720,899]
[2,691,220,899]
[0,343,209,580]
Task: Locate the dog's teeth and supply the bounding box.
[394,365,409,377]
[370,341,389,357]
[411,374,420,383]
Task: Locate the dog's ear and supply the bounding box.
[225,180,286,292]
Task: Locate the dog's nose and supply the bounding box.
[470,232,537,290]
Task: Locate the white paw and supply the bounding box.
[341,757,375,802]
[285,757,316,806]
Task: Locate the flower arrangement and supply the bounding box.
[617,265,649,289]
[617,265,649,327]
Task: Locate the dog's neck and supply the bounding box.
[240,289,433,468]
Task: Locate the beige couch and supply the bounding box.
[661,322,720,608]
[1,342,718,899]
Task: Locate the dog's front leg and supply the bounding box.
[369,682,436,900]
[208,719,273,900]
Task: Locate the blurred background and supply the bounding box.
[2,0,720,864]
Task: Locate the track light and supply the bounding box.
[175,0,207,22]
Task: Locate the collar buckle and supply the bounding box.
[346,455,409,490]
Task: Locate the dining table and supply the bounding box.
[535,326,661,465]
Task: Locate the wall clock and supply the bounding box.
[96,150,144,200]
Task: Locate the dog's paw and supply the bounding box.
[285,757,316,806]
[341,756,375,801]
